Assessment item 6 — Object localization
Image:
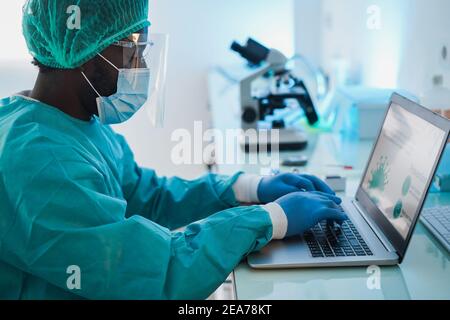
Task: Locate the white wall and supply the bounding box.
[0,2,30,62]
[114,0,295,178]
[0,2,38,97]
[293,0,323,67]
[0,0,295,179]
[395,0,450,96]
[295,0,450,98]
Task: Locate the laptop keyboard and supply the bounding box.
[304,220,373,258]
[421,206,450,252]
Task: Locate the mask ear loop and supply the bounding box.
[81,71,101,98]
[80,54,120,97]
[98,53,120,72]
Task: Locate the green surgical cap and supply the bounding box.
[22,0,151,69]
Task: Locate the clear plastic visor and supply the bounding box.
[112,32,169,127]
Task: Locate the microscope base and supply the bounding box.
[241,130,308,153]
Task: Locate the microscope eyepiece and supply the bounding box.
[230,38,270,66]
[230,41,244,53]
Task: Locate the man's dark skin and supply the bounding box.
[29,28,147,121]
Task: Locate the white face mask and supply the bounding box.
[81,54,151,125]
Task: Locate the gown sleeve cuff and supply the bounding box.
[232,174,263,204]
[261,202,288,240]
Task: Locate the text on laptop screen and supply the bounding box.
[362,103,447,239]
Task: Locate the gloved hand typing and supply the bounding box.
[263,191,348,239]
[257,173,335,204]
[232,173,336,205]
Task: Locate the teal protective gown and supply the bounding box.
[0,95,273,300]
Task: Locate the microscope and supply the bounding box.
[231,38,319,152]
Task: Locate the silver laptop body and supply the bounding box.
[248,93,450,269]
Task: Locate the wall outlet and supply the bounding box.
[439,44,450,70]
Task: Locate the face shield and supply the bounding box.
[111,32,169,127]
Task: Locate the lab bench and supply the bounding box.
[208,69,450,300]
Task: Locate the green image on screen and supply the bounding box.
[402,176,412,196]
[368,156,390,192]
[393,200,403,219]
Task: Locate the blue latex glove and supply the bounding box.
[257,173,335,204]
[275,191,348,237]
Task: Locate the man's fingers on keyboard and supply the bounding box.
[318,208,348,223]
[311,191,342,205]
[302,174,336,195]
[327,219,345,226]
[324,200,340,210]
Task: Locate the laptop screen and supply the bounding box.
[361,102,447,239]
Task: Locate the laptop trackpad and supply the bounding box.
[248,236,311,267]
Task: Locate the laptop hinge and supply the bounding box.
[352,200,397,253]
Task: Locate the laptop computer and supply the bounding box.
[421,206,450,252]
[248,93,450,268]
